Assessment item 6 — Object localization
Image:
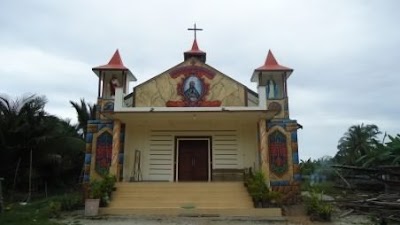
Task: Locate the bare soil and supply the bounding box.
[60,206,372,225]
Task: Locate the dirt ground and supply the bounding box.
[60,205,372,225]
[284,205,371,225]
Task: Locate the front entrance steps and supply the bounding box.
[99,182,282,217]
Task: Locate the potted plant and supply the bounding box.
[85,180,102,216]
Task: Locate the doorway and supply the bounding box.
[176,138,211,181]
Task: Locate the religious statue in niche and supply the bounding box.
[266,79,279,99]
[109,75,120,97]
[166,66,222,107]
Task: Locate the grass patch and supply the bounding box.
[0,193,83,225]
[180,203,196,209]
[0,199,61,225]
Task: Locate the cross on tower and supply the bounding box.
[188,23,203,40]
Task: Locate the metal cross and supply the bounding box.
[188,23,203,40]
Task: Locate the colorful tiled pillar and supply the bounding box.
[258,119,270,187]
[118,124,125,182]
[290,128,301,183]
[110,120,121,179]
[267,119,301,203]
[83,121,96,183]
[85,120,114,181]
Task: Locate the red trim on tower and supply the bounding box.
[255,50,293,71]
[92,49,128,70]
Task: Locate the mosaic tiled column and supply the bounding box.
[118,124,125,181]
[110,120,121,179]
[267,120,301,204]
[290,128,301,183]
[258,119,270,187]
[83,121,97,183]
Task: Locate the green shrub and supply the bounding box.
[264,191,283,206]
[47,201,61,218]
[88,180,103,199]
[246,171,269,204]
[87,174,116,207]
[101,174,116,194]
[304,190,333,221]
[59,194,83,211]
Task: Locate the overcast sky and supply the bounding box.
[1,0,399,160]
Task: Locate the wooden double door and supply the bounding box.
[177,139,209,181]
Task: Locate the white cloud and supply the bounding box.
[0,45,98,123]
[0,0,399,160]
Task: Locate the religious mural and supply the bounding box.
[268,130,288,175]
[134,60,246,107]
[166,65,221,107]
[95,131,113,175]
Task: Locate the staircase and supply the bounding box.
[99,182,282,217]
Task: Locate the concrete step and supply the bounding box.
[99,207,283,217]
[108,203,253,208]
[104,182,255,214]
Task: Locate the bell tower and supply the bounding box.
[251,50,301,201]
[251,50,293,118]
[92,49,136,100]
[85,50,136,182]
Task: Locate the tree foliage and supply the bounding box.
[335,124,380,166]
[0,94,84,195]
[69,99,96,140]
[335,123,399,167]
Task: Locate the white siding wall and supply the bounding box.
[147,132,174,181]
[213,131,239,169]
[123,121,257,182]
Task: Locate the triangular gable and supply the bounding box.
[133,58,257,107]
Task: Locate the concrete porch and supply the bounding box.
[99,182,282,217]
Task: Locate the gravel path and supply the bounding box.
[60,214,372,225]
[61,215,286,225]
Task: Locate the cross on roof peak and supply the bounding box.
[188,23,203,40]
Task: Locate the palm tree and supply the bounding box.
[70,99,97,140]
[335,124,381,165]
[0,94,48,156]
[0,94,49,197]
[386,134,400,165]
[0,94,85,193]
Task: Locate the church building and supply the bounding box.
[83,31,301,201]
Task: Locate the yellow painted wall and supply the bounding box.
[134,60,246,107]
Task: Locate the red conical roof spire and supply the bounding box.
[184,39,206,62]
[192,39,200,51]
[92,49,128,70]
[107,49,124,66]
[186,39,205,53]
[92,49,137,81]
[255,50,293,71]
